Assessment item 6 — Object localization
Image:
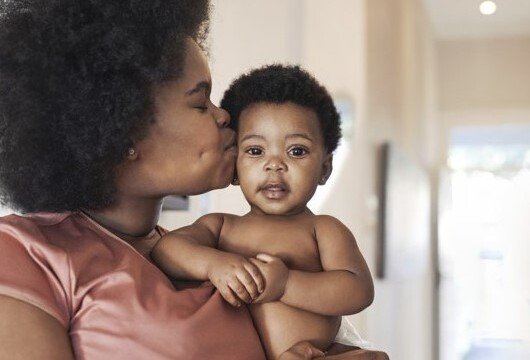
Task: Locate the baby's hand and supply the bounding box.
[250,254,289,304]
[207,252,264,307]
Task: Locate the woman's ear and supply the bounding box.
[319,154,333,185]
[126,147,138,160]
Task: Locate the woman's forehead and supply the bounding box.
[180,38,211,90]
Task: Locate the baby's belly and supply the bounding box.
[250,302,341,359]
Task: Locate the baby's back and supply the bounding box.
[220,214,340,359]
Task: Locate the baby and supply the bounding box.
[152,65,374,359]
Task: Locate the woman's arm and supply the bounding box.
[0,295,74,360]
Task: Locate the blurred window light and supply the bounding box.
[480,1,497,15]
[448,125,530,174]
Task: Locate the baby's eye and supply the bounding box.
[288,147,308,157]
[246,147,263,156]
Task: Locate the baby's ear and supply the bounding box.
[319,154,333,185]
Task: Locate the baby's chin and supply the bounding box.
[250,203,308,217]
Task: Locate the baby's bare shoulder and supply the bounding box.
[313,215,354,240]
[313,214,345,228]
[197,212,240,222]
[201,212,243,232]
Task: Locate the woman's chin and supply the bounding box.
[195,176,233,194]
[213,176,233,190]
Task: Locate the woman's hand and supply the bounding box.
[278,341,325,359]
[250,253,289,304]
[207,252,264,307]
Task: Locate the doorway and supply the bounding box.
[438,124,530,360]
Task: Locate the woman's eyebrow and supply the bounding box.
[185,80,211,96]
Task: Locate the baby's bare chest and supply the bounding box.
[219,217,322,272]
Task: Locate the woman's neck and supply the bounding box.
[83,196,163,242]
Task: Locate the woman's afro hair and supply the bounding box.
[0,0,210,212]
[220,64,341,153]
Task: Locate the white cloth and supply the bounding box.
[334,316,374,349]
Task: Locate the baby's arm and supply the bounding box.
[278,215,374,316]
[151,213,264,306]
[152,213,224,280]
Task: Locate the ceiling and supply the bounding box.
[422,0,530,39]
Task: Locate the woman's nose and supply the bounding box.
[264,157,287,172]
[214,106,230,128]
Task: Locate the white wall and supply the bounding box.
[437,37,530,160]
[435,35,530,360]
[438,37,530,112]
[363,1,438,359]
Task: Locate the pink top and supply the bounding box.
[0,211,265,360]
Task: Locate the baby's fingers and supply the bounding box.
[236,269,260,301]
[218,285,241,307]
[228,280,252,304]
[243,261,265,294]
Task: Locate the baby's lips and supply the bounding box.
[261,182,288,191]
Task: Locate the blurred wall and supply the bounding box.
[363,0,438,359]
[437,36,530,158]
[436,36,530,360]
[439,37,530,112]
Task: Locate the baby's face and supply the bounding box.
[236,102,331,216]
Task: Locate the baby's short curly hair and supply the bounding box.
[220,64,341,153]
[0,0,210,212]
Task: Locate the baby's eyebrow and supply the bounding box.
[286,133,313,142]
[240,134,265,142]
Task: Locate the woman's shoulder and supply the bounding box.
[0,212,81,328]
[0,210,164,326]
[0,211,72,231]
[0,211,144,252]
[0,211,84,254]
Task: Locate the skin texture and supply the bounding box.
[152,103,375,359]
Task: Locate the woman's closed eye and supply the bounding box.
[194,103,208,113]
[288,146,309,157]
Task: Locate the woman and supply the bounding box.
[0,0,387,358]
